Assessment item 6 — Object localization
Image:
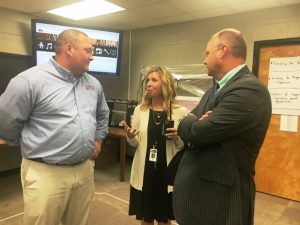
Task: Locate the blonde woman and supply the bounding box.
[123,66,188,225]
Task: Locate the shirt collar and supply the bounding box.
[217,64,246,90]
[49,57,79,82]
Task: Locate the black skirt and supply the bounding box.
[128,110,175,223]
[129,186,174,223]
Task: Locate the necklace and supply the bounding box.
[154,111,161,118]
[151,109,163,125]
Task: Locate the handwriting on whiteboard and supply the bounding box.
[268,57,300,115]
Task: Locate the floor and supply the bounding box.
[0,158,300,225]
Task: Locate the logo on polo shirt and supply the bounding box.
[85,85,95,91]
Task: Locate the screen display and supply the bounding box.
[31,19,122,76]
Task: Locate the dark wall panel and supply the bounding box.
[0,52,33,94]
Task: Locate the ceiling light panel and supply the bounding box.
[47,0,125,20]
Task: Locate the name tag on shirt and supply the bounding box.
[149,147,157,162]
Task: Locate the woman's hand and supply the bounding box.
[126,127,140,138]
[119,120,140,139]
[164,127,178,140]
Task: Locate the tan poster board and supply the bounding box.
[252,38,300,201]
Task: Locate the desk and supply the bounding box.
[107,127,127,182]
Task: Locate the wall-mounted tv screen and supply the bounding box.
[31,19,122,76]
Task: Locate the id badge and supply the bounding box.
[149,146,157,162]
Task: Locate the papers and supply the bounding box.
[268,57,300,132]
[268,57,300,115]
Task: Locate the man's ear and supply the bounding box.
[219,45,227,58]
[65,43,73,57]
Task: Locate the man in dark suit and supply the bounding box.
[173,28,272,225]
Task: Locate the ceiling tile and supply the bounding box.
[1,0,300,30]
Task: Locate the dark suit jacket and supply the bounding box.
[173,66,272,225]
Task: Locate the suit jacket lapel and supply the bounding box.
[191,65,251,117]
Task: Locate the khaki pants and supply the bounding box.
[21,158,95,225]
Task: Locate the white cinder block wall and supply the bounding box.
[0,8,31,55]
[129,3,300,100]
[0,4,300,100]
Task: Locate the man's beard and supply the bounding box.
[207,69,215,77]
[207,71,213,77]
[207,64,221,79]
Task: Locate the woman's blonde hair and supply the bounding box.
[141,66,178,118]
